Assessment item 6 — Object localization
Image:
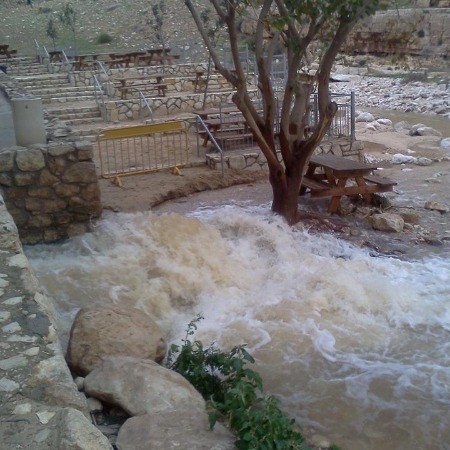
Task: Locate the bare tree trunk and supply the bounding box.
[202,55,212,109]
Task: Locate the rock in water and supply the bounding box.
[66,307,167,375]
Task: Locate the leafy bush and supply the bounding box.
[96,32,113,44]
[167,315,311,450]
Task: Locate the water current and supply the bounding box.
[25,204,450,450]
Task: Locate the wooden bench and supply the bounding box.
[104,58,129,69]
[301,177,330,194]
[118,83,167,99]
[363,174,397,191]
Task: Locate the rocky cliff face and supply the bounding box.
[344,8,450,58]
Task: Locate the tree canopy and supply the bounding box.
[185,0,382,224]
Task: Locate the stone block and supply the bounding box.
[55,184,80,198]
[47,144,74,156]
[28,187,54,199]
[0,150,14,172]
[48,156,66,176]
[39,169,59,186]
[15,148,45,171]
[62,162,98,184]
[28,215,53,228]
[14,172,36,187]
[0,173,13,187]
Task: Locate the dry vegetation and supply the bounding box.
[0,0,209,60]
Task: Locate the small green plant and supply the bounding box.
[96,32,113,44]
[167,315,310,450]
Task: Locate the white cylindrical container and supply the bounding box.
[11,97,46,146]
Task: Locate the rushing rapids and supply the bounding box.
[25,206,450,450]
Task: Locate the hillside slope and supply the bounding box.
[0,0,208,60]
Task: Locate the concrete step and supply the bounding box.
[26,86,97,95]
[52,110,102,121]
[41,94,98,104]
[14,73,69,83]
[63,117,104,126]
[17,79,72,89]
[46,105,100,116]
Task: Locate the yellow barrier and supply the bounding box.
[96,121,189,178]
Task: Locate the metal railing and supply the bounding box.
[61,50,72,76]
[139,92,154,123]
[95,60,111,80]
[92,73,106,122]
[34,39,42,64]
[193,114,225,176]
[309,92,355,141]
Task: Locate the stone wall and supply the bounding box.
[206,139,364,171]
[0,192,112,449]
[344,8,450,57]
[0,141,101,244]
[104,89,259,121]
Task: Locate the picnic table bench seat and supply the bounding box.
[363,174,397,190]
[117,83,168,98]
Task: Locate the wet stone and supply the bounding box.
[3,296,24,306]
[0,377,20,392]
[0,355,28,370]
[2,321,22,333]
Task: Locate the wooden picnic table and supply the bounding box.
[0,44,17,58]
[201,115,252,147]
[48,50,63,62]
[147,47,171,56]
[112,75,167,99]
[300,154,397,213]
[193,105,240,120]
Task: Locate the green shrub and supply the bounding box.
[96,32,113,44]
[166,315,311,450]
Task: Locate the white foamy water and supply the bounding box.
[25,207,450,450]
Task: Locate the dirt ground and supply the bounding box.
[97,128,450,260]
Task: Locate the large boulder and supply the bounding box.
[116,410,234,450]
[66,307,167,375]
[84,356,206,417]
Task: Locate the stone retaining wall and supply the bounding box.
[0,141,101,244]
[70,62,209,87]
[105,89,259,121]
[206,139,364,170]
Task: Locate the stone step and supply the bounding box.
[6,67,49,76]
[41,94,98,104]
[63,117,104,126]
[52,110,102,121]
[46,105,100,115]
[17,79,72,88]
[14,73,69,83]
[26,86,97,95]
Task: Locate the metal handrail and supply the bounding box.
[92,73,106,122]
[194,114,225,177]
[42,45,50,59]
[61,50,72,76]
[139,92,154,123]
[95,60,110,80]
[34,39,42,63]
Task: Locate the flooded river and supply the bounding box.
[25,205,450,450]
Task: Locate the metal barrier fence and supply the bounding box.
[96,121,189,178]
